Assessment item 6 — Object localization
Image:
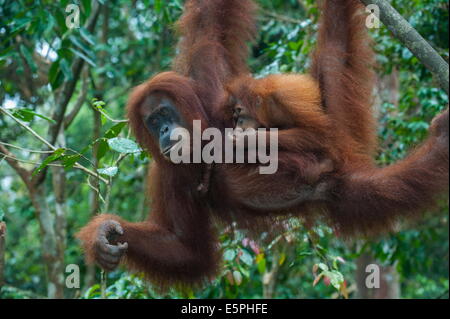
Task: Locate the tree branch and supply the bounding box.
[361,0,449,95]
[0,144,32,189]
[33,1,103,187]
[0,108,108,184]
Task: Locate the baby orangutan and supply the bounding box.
[224,74,335,186]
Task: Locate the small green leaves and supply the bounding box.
[232,271,243,286]
[312,262,345,292]
[32,148,66,176]
[104,122,127,139]
[224,249,236,262]
[92,99,106,110]
[97,167,118,177]
[107,138,141,154]
[12,109,56,124]
[240,250,253,267]
[256,253,266,274]
[61,154,82,169]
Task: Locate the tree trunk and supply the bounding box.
[30,187,64,298]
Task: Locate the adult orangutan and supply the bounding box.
[77,0,449,289]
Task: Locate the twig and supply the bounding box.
[96,108,129,124]
[0,107,56,150]
[0,144,32,189]
[361,0,449,95]
[0,150,107,184]
[0,108,108,184]
[0,141,54,154]
[307,232,332,270]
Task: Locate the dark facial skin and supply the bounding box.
[141,93,186,159]
[232,101,260,130]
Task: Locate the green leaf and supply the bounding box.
[104,122,127,139]
[108,138,141,154]
[98,166,118,177]
[325,270,345,290]
[11,17,32,32]
[96,138,109,161]
[59,59,73,80]
[155,0,163,13]
[69,35,94,59]
[69,47,96,67]
[92,99,105,110]
[223,249,236,261]
[240,250,253,266]
[49,60,64,90]
[79,27,95,45]
[32,148,66,176]
[81,0,92,16]
[233,271,242,286]
[61,154,81,169]
[12,109,34,122]
[54,9,68,32]
[256,254,266,274]
[20,45,37,72]
[318,263,329,271]
[140,151,151,161]
[13,109,56,124]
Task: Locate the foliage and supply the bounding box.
[0,0,448,299]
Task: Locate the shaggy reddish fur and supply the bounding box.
[77,0,449,288]
[77,0,257,289]
[219,0,448,238]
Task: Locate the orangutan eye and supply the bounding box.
[160,108,169,116]
[146,116,158,127]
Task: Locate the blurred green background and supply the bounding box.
[0,0,448,299]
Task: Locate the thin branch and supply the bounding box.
[0,144,32,189]
[0,107,56,150]
[0,142,54,154]
[95,107,129,123]
[0,108,108,184]
[361,0,449,95]
[0,150,108,184]
[33,1,103,187]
